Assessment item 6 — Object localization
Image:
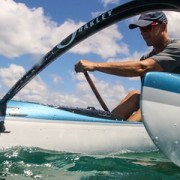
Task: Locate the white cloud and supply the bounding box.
[0,0,56,57]
[0,64,25,87]
[100,0,120,7]
[0,0,127,59]
[72,24,129,58]
[72,73,127,110]
[107,51,145,62]
[0,64,48,102]
[165,11,180,38]
[1,1,178,60]
[0,64,128,110]
[50,74,63,85]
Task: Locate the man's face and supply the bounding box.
[139,22,163,46]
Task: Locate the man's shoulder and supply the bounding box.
[165,39,180,52]
[169,39,180,46]
[171,38,180,42]
[140,50,155,60]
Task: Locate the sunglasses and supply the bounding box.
[139,22,159,32]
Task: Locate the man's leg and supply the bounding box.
[111,90,140,120]
[128,108,141,122]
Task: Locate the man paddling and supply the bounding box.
[75,11,180,122]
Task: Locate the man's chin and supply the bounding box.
[145,42,153,47]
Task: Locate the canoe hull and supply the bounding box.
[1,117,156,154]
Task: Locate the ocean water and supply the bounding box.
[0,147,179,180]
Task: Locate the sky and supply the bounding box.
[0,0,179,111]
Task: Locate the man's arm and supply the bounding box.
[75,59,163,77]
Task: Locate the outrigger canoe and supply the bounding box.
[0,100,156,153]
[0,0,180,166]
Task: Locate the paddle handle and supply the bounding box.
[84,71,110,112]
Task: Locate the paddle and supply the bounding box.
[83,71,110,112]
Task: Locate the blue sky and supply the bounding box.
[0,0,179,110]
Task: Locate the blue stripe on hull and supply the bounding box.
[5,100,142,125]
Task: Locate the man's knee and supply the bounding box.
[127,90,140,109]
[120,90,140,104]
[128,90,140,96]
[126,90,140,101]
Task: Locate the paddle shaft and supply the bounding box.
[84,71,110,112]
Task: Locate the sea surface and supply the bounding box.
[0,147,180,180]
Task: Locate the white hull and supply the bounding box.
[0,117,156,154]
